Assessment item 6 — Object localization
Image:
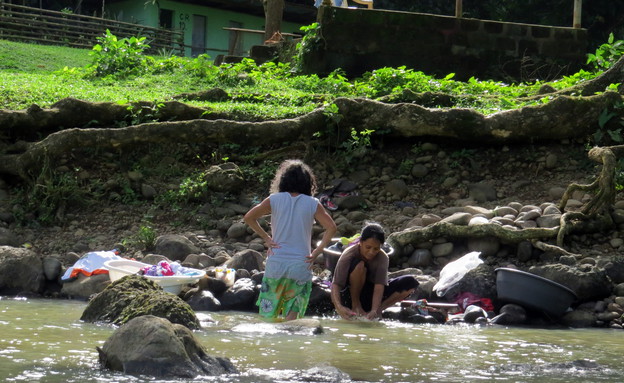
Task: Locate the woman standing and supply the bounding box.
[244,159,337,321]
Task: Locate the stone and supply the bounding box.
[411,164,429,178]
[467,237,500,257]
[186,289,222,311]
[0,227,20,247]
[545,153,557,169]
[496,303,527,325]
[548,186,566,200]
[226,222,248,239]
[493,206,518,217]
[42,256,62,281]
[80,274,200,329]
[153,234,200,262]
[536,214,561,228]
[219,278,257,311]
[204,162,245,193]
[61,273,110,299]
[0,246,45,295]
[97,315,237,378]
[440,212,472,225]
[141,183,157,199]
[408,249,433,267]
[560,310,596,328]
[224,249,264,272]
[431,242,453,258]
[468,182,497,203]
[529,264,611,302]
[384,179,409,199]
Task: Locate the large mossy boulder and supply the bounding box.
[97,315,237,378]
[80,274,200,329]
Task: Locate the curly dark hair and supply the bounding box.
[269,159,318,196]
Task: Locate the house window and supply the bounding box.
[228,21,243,56]
[160,9,173,29]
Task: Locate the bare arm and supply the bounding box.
[367,283,385,320]
[243,197,279,254]
[330,282,356,320]
[306,203,337,266]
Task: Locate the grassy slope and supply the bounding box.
[0,38,602,118]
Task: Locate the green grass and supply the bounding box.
[0,39,91,72]
[0,37,606,117]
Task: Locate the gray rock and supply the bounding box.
[536,214,561,228]
[467,237,500,257]
[440,212,472,225]
[493,206,518,217]
[411,164,429,178]
[141,183,157,199]
[0,246,45,295]
[529,263,611,302]
[560,310,596,328]
[224,249,264,272]
[548,186,566,200]
[61,273,110,299]
[422,213,442,225]
[545,153,558,169]
[464,205,494,218]
[408,249,433,267]
[226,222,248,239]
[614,282,624,296]
[219,278,258,311]
[384,179,409,199]
[187,289,222,311]
[81,274,200,329]
[97,315,237,378]
[516,241,533,262]
[335,194,367,210]
[468,182,497,203]
[431,242,453,258]
[610,238,624,248]
[0,227,20,247]
[542,204,562,215]
[153,234,200,262]
[559,255,577,266]
[204,162,245,193]
[612,209,624,224]
[496,304,527,324]
[43,256,62,281]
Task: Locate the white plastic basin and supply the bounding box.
[104,259,206,295]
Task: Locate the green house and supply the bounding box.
[105,0,315,59]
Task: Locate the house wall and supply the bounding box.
[105,0,304,59]
[301,6,588,81]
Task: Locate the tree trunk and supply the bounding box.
[264,0,285,42]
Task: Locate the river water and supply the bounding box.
[2,296,624,383]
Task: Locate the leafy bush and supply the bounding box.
[587,33,624,71]
[87,29,151,77]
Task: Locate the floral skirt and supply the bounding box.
[256,276,312,319]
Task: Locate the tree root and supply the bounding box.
[387,221,559,250]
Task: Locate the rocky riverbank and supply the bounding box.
[2,139,624,328]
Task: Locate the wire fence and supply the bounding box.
[0,1,184,55]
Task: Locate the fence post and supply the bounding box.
[573,0,582,28]
[455,0,462,18]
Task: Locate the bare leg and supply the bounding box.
[349,261,367,316]
[380,288,415,312]
[285,311,298,321]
